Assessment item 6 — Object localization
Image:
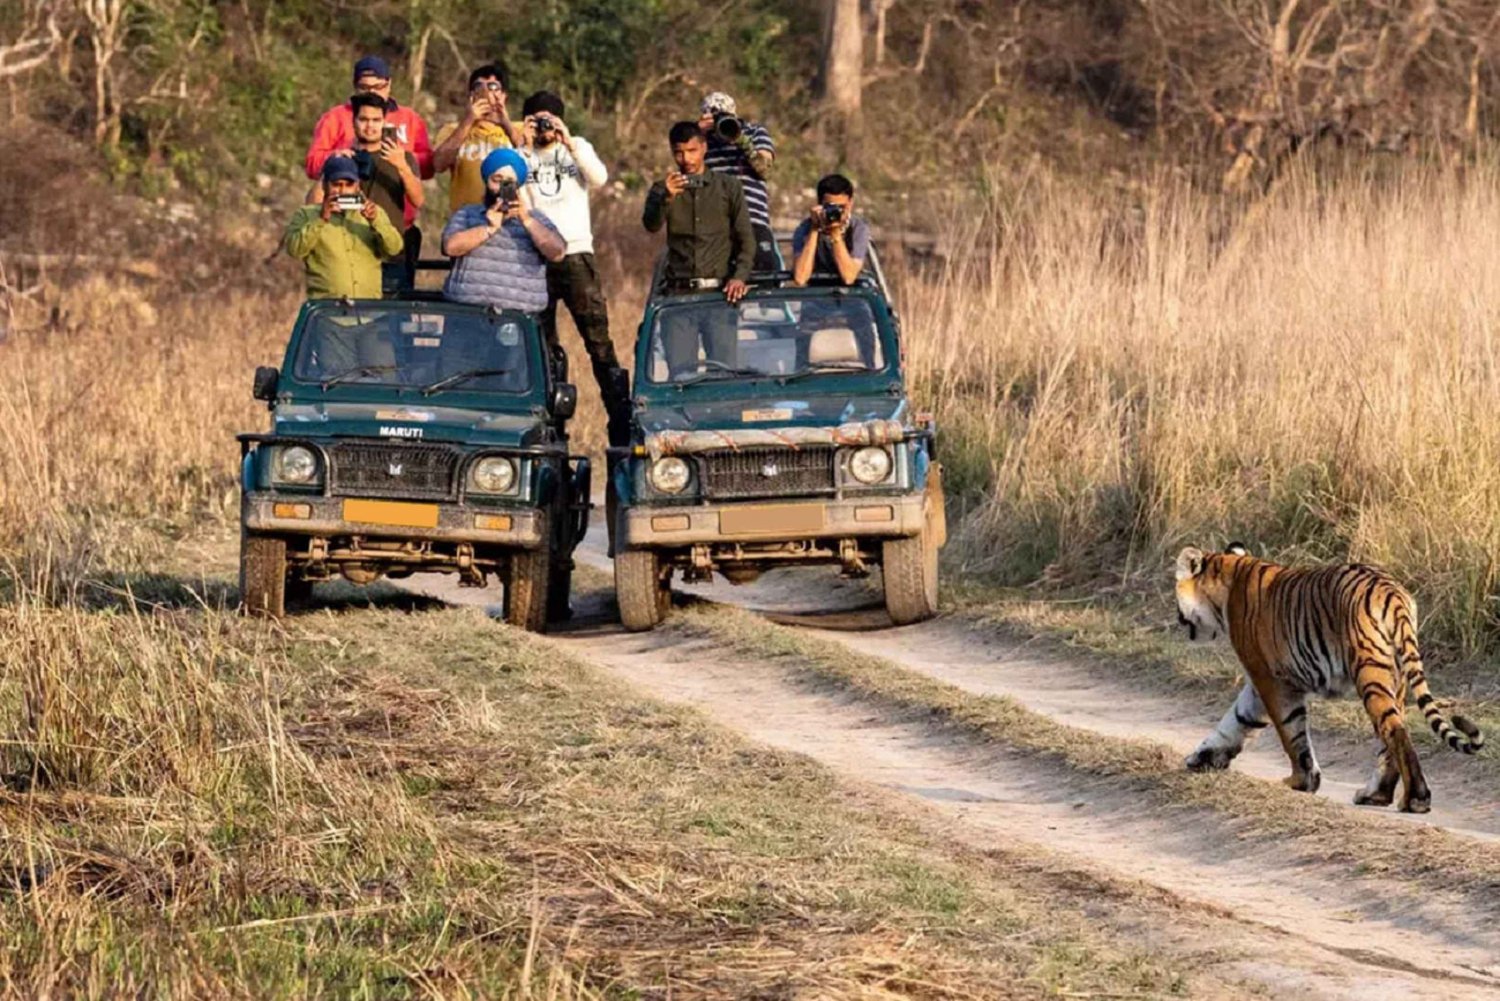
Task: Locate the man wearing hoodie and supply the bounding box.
[518,90,627,446]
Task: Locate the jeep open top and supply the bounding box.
[238,297,588,631]
[609,265,944,631]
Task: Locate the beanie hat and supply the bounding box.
[322,155,360,184]
[701,91,737,116]
[480,147,528,185]
[352,55,391,81]
[522,90,566,120]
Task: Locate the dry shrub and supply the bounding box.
[902,159,1500,653]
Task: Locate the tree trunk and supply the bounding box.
[822,0,862,121]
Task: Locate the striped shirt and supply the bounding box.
[704,122,774,228]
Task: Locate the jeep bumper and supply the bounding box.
[619,494,926,549]
[242,494,546,549]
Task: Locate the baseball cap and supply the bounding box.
[322,155,360,184]
[352,55,391,81]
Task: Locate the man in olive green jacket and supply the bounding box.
[284,156,404,299]
[642,121,754,377]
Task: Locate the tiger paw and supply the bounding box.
[1352,789,1393,807]
[1185,745,1235,772]
[1283,770,1322,794]
[1399,794,1432,814]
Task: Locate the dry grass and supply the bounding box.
[899,161,1500,659]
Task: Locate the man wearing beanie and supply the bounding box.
[442,148,566,315]
[283,156,404,299]
[518,90,628,446]
[304,55,435,226]
[698,91,777,272]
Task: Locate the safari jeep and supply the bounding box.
[609,272,944,631]
[238,298,589,631]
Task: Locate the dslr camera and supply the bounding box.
[334,194,365,213]
[712,112,743,143]
[532,114,554,133]
[822,203,845,226]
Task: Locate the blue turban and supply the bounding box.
[480,147,528,186]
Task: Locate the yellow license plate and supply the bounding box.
[342,498,439,528]
[719,503,826,535]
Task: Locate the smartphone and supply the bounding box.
[381,124,398,144]
[334,194,364,212]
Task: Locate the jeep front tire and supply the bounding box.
[615,548,670,631]
[505,548,552,632]
[240,533,288,619]
[882,526,938,626]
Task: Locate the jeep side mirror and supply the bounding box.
[252,366,279,402]
[552,382,578,420]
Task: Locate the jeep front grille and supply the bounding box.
[327,442,458,499]
[698,446,836,500]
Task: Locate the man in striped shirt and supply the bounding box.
[698,92,778,273]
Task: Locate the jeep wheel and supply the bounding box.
[504,548,551,632]
[240,533,287,619]
[882,526,938,626]
[616,549,670,631]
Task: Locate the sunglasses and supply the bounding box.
[354,80,388,93]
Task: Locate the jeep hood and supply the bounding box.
[638,394,907,434]
[273,401,547,447]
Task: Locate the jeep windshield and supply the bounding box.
[291,303,534,395]
[644,294,886,385]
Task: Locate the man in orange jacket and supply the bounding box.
[304,56,434,227]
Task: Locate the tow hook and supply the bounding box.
[683,543,714,582]
[456,543,484,587]
[838,538,868,577]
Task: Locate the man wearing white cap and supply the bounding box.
[698,91,778,272]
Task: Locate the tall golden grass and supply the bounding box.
[901,162,1500,654]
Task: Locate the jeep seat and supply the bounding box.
[807,327,861,365]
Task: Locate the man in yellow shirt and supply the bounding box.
[283,156,404,299]
[432,63,524,212]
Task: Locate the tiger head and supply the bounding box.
[1174,542,1249,642]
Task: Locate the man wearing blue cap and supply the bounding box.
[442,148,566,314]
[283,156,404,299]
[305,55,434,227]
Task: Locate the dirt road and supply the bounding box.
[406,518,1500,999]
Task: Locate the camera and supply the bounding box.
[334,194,365,213]
[532,114,554,133]
[684,173,711,189]
[822,203,845,225]
[495,177,520,204]
[712,112,743,143]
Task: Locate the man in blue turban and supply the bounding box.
[442,147,565,314]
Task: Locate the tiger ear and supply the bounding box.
[1175,547,1205,581]
[1225,541,1249,557]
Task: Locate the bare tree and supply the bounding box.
[822,0,863,122]
[0,0,63,81]
[80,0,127,147]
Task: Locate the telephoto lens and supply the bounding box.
[714,113,743,143]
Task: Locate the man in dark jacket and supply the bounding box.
[642,121,754,378]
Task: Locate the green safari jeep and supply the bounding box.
[238,297,589,631]
[609,275,945,631]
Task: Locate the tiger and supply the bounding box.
[1174,543,1483,813]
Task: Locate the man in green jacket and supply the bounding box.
[642,121,754,378]
[284,156,404,299]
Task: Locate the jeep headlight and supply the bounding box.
[469,456,517,494]
[848,446,893,485]
[273,445,318,484]
[649,456,690,494]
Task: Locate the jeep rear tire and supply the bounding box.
[882,526,938,626]
[504,548,551,633]
[240,533,287,619]
[616,549,670,631]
